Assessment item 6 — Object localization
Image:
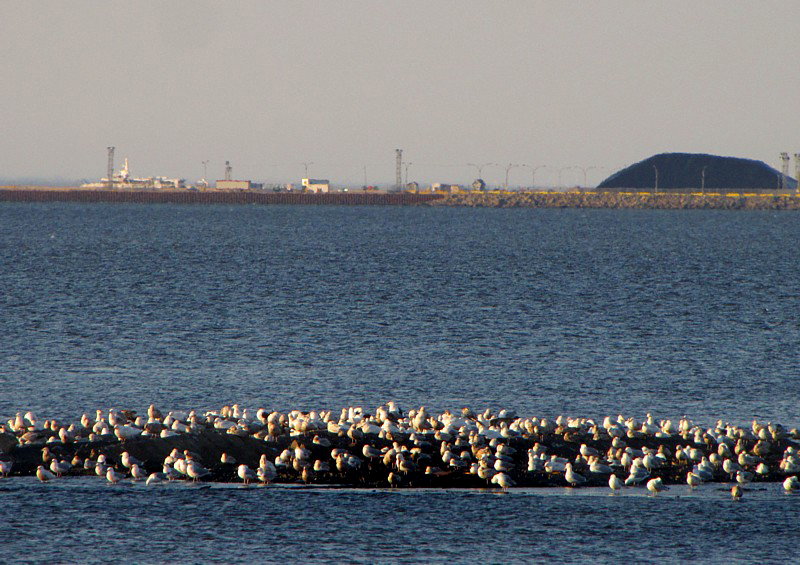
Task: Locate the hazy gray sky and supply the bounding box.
[1,1,797,186]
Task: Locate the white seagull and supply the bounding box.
[106,467,125,484]
[608,474,624,492]
[36,465,56,482]
[564,463,587,487]
[237,464,256,484]
[646,477,668,494]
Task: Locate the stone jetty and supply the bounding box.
[424,191,800,210]
[4,187,800,209]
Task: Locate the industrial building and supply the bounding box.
[215,180,251,190]
[302,178,330,193]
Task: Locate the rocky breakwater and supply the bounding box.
[425,191,800,210]
[2,405,800,493]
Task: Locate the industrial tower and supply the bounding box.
[224,161,232,181]
[795,153,800,193]
[395,149,403,191]
[780,152,790,189]
[107,146,115,189]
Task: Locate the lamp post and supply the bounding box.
[592,166,611,187]
[558,166,575,189]
[202,160,209,182]
[467,162,494,181]
[701,166,706,193]
[301,162,313,179]
[521,164,548,189]
[504,163,519,191]
[585,166,601,188]
[532,165,548,189]
[404,162,413,186]
[572,166,592,187]
[653,164,659,193]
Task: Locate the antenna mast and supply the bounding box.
[107,146,115,189]
[395,149,403,191]
[795,153,800,194]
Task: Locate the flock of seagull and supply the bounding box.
[3,403,800,498]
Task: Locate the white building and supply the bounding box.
[302,178,330,193]
[215,180,251,190]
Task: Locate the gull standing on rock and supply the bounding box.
[106,467,125,484]
[565,463,587,487]
[687,472,703,489]
[36,465,56,482]
[646,478,668,494]
[49,459,71,477]
[491,472,515,490]
[131,464,147,480]
[186,460,211,481]
[121,452,143,470]
[146,472,167,485]
[237,464,256,484]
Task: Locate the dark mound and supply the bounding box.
[598,153,797,190]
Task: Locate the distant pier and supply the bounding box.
[3,187,800,209]
[0,188,443,206]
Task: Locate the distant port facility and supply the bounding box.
[3,149,799,209]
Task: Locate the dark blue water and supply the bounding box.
[3,203,799,424]
[1,478,799,564]
[2,203,800,562]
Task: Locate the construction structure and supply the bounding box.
[83,154,185,190]
[215,161,253,190]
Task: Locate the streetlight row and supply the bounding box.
[198,160,609,188]
[468,162,608,188]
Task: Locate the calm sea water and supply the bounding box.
[2,202,800,562]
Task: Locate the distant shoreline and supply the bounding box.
[425,191,800,210]
[2,187,800,209]
[0,187,441,206]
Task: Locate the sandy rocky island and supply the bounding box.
[2,404,800,494]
